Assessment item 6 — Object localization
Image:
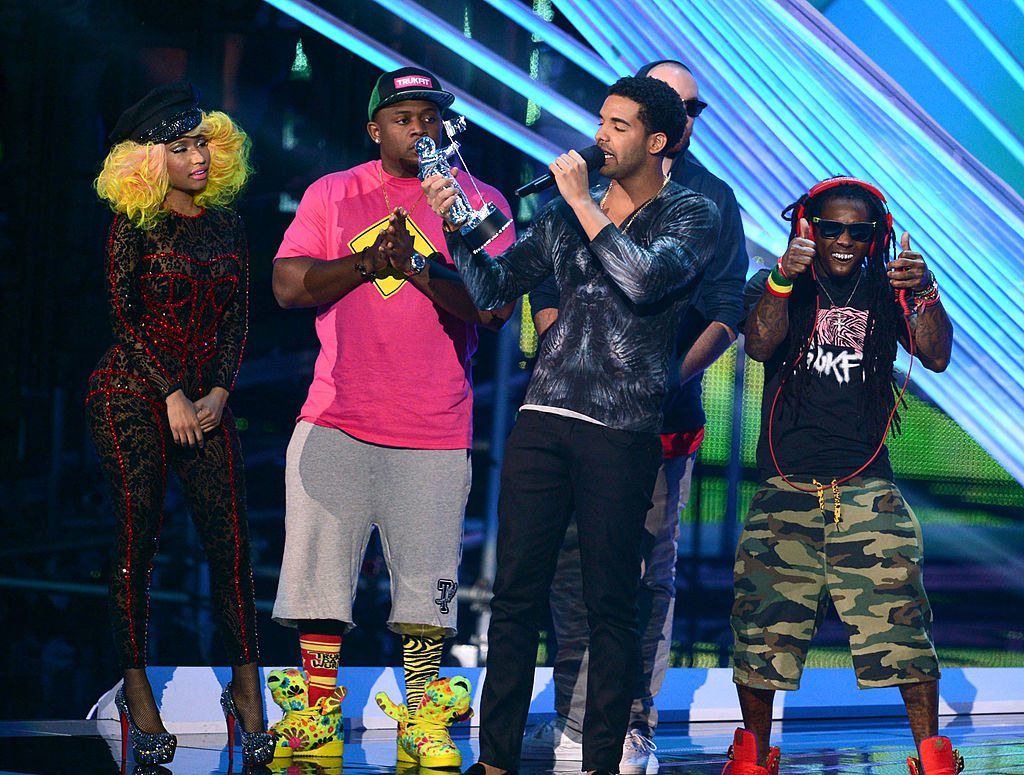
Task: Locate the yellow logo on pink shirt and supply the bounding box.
[348,216,439,298]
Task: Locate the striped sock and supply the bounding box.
[402,634,443,714]
[299,633,342,707]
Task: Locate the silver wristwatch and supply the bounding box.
[404,251,426,277]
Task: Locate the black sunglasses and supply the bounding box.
[683,98,708,118]
[812,217,876,242]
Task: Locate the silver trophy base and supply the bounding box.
[461,203,512,254]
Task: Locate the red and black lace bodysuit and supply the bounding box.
[90,208,249,402]
[86,207,258,670]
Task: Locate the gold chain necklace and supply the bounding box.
[817,269,863,308]
[817,269,863,335]
[378,161,425,217]
[600,176,670,232]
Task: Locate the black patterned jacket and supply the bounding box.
[446,181,719,432]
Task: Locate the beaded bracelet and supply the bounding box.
[915,284,940,309]
[913,270,936,297]
[913,270,940,309]
[354,249,375,281]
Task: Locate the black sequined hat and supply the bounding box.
[108,82,203,146]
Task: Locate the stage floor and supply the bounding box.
[2,715,1023,775]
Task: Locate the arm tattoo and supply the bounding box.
[745,293,790,362]
[906,302,953,370]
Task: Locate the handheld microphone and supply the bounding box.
[514,145,606,197]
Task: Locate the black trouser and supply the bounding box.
[86,372,259,669]
[478,410,661,772]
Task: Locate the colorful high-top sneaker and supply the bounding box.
[907,736,965,775]
[375,675,473,768]
[721,728,780,775]
[267,668,346,759]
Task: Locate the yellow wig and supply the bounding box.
[94,111,252,230]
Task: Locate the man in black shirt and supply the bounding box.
[423,76,719,775]
[526,60,747,773]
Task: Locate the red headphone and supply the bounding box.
[794,176,893,254]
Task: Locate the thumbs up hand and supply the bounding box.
[778,217,815,279]
[886,231,930,291]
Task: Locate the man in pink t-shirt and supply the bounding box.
[267,67,515,765]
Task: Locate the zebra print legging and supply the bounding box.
[402,633,444,711]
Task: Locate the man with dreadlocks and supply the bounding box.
[721,177,957,775]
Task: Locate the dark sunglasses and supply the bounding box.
[812,217,876,242]
[683,98,708,118]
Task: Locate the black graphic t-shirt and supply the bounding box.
[743,268,894,482]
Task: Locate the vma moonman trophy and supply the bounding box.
[415,119,511,254]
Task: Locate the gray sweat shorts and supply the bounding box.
[272,421,471,636]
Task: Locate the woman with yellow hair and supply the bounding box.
[86,82,273,767]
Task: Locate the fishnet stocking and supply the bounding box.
[230,662,268,733]
[122,668,167,734]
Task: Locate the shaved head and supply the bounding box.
[646,62,699,157]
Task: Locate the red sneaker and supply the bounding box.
[721,728,781,775]
[907,736,965,775]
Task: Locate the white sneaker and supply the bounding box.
[520,717,584,760]
[619,729,658,774]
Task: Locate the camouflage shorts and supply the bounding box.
[731,476,940,690]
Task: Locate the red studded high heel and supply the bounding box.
[221,682,276,765]
[115,686,176,765]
